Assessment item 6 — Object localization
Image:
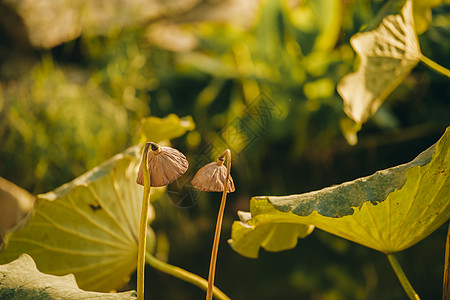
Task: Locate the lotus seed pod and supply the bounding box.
[136,142,188,187]
[191,159,235,193]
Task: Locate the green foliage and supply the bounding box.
[230,127,450,257]
[168,0,352,159]
[0,146,155,291]
[1,0,449,299]
[0,113,195,291]
[0,254,136,299]
[0,57,133,193]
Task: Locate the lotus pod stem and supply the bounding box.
[206,149,232,300]
[137,143,151,300]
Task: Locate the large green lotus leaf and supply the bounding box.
[0,254,136,299]
[0,145,161,292]
[139,114,195,143]
[337,0,422,125]
[230,127,450,256]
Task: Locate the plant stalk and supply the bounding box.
[145,252,230,300]
[386,253,420,300]
[137,143,151,300]
[420,55,450,78]
[443,222,450,300]
[206,149,231,300]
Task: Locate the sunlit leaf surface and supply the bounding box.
[229,211,314,259]
[0,146,160,292]
[337,0,421,125]
[140,114,195,143]
[0,254,136,299]
[230,127,450,257]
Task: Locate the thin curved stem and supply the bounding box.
[386,253,420,300]
[420,55,450,78]
[206,149,231,300]
[443,222,450,300]
[145,252,230,300]
[137,143,151,300]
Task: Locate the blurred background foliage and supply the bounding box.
[0,0,449,299]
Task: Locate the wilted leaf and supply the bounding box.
[140,114,195,143]
[0,254,136,299]
[0,146,161,292]
[337,0,422,125]
[230,127,450,256]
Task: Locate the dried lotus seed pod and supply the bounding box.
[136,142,188,187]
[191,158,235,193]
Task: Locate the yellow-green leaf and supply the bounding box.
[310,0,342,52]
[228,211,314,259]
[0,254,136,299]
[413,0,442,34]
[139,114,195,143]
[337,0,422,125]
[0,146,161,292]
[230,127,450,256]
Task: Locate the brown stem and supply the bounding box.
[443,222,450,300]
[206,149,231,300]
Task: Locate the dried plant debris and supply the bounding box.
[191,159,235,193]
[136,142,188,187]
